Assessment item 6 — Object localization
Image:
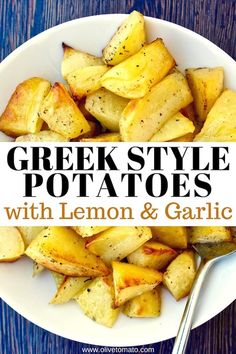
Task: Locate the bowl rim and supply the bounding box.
[0,14,235,72]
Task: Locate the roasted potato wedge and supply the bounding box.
[150,112,195,142]
[186,67,224,122]
[61,43,103,79]
[85,88,129,131]
[123,287,161,318]
[18,226,45,247]
[151,226,188,249]
[103,11,145,65]
[127,241,177,270]
[194,89,236,141]
[39,82,90,139]
[86,226,152,265]
[72,226,111,237]
[51,271,66,289]
[67,65,109,99]
[163,251,196,301]
[0,227,25,262]
[0,77,51,136]
[25,227,110,277]
[102,39,175,99]
[75,276,120,328]
[189,226,231,244]
[50,276,91,304]
[112,261,163,307]
[80,132,121,142]
[15,130,68,142]
[120,71,193,141]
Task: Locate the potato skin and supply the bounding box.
[103,11,146,65]
[0,77,51,137]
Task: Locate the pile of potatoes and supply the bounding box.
[0,11,235,143]
[0,225,234,327]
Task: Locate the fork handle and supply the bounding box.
[172,259,213,354]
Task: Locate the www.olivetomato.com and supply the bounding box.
[81,347,155,353]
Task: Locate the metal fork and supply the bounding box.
[172,242,236,354]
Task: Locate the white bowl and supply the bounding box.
[0,14,236,347]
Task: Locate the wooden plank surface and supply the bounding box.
[0,0,235,353]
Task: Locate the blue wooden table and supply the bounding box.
[0,1,235,353]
